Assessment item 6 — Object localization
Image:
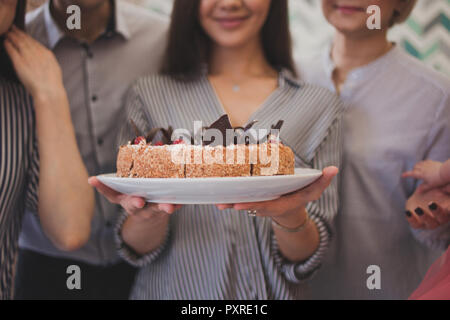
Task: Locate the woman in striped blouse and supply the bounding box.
[0,0,94,299]
[90,0,342,299]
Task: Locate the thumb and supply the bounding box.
[320,166,339,188]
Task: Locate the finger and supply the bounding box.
[216,204,234,210]
[289,166,338,201]
[414,207,440,230]
[443,184,450,195]
[402,170,423,179]
[405,210,423,229]
[10,25,32,46]
[88,176,123,204]
[416,183,433,194]
[428,202,450,225]
[3,38,22,65]
[232,202,274,215]
[5,29,26,53]
[157,203,178,214]
[121,196,147,214]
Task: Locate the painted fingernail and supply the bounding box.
[405,211,412,218]
[415,207,424,216]
[428,202,438,211]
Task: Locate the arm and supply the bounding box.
[402,91,450,248]
[88,82,181,262]
[5,26,94,251]
[217,116,342,277]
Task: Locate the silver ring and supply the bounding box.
[247,210,257,217]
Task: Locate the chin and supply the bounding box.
[212,36,253,49]
[328,17,368,35]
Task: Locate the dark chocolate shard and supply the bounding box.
[271,120,284,131]
[130,119,142,138]
[145,126,175,145]
[203,115,233,146]
[243,120,258,132]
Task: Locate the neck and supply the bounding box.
[51,0,112,43]
[331,30,393,73]
[209,38,276,79]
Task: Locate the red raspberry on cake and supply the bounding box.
[133,136,146,145]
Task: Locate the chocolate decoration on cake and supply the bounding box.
[129,115,284,146]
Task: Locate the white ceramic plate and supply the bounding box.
[96,168,322,204]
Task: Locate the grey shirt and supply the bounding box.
[299,45,450,299]
[19,0,169,265]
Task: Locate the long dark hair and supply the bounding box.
[161,0,296,80]
[0,0,27,82]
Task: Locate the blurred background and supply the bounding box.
[27,0,450,75]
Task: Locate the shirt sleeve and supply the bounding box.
[271,116,342,283]
[114,210,171,268]
[24,99,39,214]
[114,82,171,267]
[411,92,450,250]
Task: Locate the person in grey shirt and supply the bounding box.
[298,0,450,299]
[15,0,168,299]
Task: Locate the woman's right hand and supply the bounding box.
[88,177,181,221]
[4,25,64,101]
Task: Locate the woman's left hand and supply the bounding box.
[216,166,338,226]
[405,186,450,230]
[4,25,64,101]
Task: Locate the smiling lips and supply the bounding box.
[333,5,365,14]
[214,16,250,29]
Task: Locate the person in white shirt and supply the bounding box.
[298,0,450,299]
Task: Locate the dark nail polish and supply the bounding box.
[405,211,412,218]
[415,207,424,216]
[429,202,438,211]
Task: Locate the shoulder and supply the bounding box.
[391,48,450,101]
[131,74,199,95]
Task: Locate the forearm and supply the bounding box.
[34,90,94,251]
[122,213,170,256]
[273,207,320,262]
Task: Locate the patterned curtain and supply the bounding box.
[27,0,450,75]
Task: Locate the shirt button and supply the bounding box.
[97,138,104,146]
[106,221,113,228]
[92,95,98,102]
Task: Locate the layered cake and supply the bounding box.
[116,116,295,178]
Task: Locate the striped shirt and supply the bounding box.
[115,69,343,300]
[0,77,39,300]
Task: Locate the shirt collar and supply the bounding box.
[43,1,64,49]
[278,68,303,89]
[322,41,399,83]
[43,0,130,49]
